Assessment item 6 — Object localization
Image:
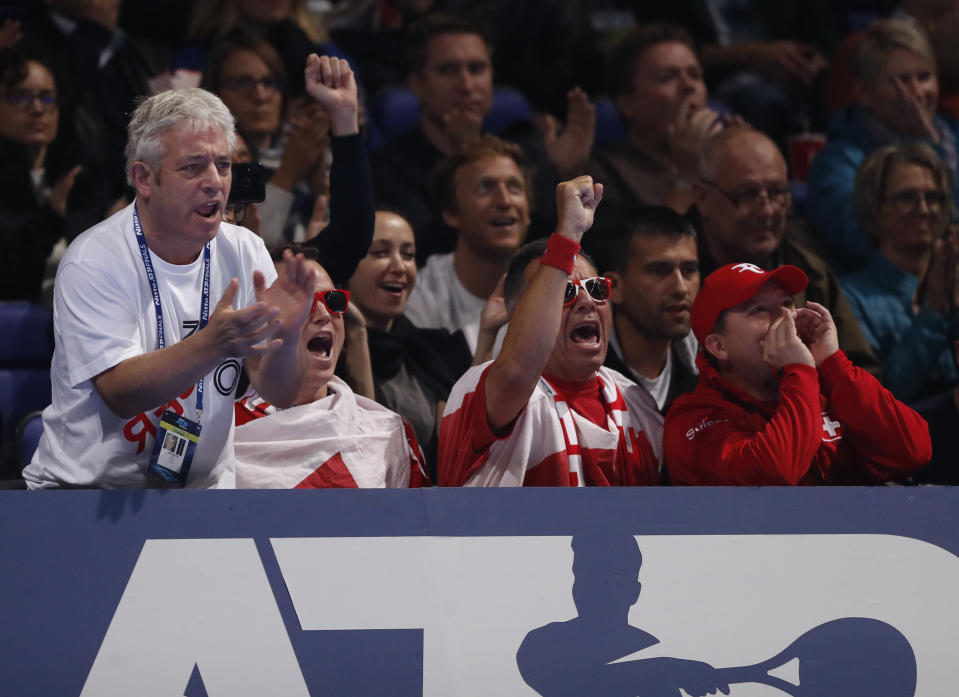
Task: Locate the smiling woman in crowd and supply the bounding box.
[842,143,958,403]
[344,210,473,478]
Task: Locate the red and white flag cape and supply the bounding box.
[234,377,428,488]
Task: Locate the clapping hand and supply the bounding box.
[542,87,596,177]
[253,249,317,341]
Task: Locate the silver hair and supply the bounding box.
[125,88,236,185]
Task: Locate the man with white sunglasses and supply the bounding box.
[438,177,663,487]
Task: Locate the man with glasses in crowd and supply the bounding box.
[437,176,663,487]
[841,143,959,403]
[690,126,881,376]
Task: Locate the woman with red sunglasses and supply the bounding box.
[233,248,428,488]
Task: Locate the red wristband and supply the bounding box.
[540,233,580,274]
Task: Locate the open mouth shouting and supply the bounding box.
[570,320,602,348]
[306,332,333,359]
[195,201,222,219]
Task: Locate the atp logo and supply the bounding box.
[731,263,764,274]
[77,534,953,697]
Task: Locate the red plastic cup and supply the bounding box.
[786,133,826,182]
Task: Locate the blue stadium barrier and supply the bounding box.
[1,487,955,696]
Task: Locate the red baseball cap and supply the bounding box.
[691,263,808,343]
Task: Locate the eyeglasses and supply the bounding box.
[564,277,611,306]
[883,189,946,215]
[311,289,350,316]
[220,75,281,93]
[1,89,57,111]
[700,179,792,210]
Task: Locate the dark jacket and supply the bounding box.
[604,337,698,415]
[0,137,112,302]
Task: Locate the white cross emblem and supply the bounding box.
[731,263,764,274]
[821,412,843,442]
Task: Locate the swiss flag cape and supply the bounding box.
[234,377,428,488]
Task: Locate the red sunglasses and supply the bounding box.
[311,289,350,315]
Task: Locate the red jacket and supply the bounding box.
[664,351,931,485]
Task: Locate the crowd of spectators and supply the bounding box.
[5,0,958,488]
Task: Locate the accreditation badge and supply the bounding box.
[147,409,202,487]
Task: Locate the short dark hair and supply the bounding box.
[589,205,698,275]
[404,12,493,75]
[606,23,697,96]
[429,134,534,215]
[200,30,287,96]
[503,239,597,312]
[0,43,58,94]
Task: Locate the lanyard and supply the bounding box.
[132,204,212,421]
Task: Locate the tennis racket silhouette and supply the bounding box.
[714,617,917,696]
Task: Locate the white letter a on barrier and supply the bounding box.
[82,539,309,697]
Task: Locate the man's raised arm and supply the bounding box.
[484,176,602,433]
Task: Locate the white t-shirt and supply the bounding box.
[403,252,505,354]
[634,350,672,412]
[23,203,276,489]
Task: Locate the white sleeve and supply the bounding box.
[55,256,146,388]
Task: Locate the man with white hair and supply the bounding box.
[23,59,339,489]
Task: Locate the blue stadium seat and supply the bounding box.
[482,88,533,133]
[371,87,535,144]
[372,87,421,141]
[0,304,53,480]
[0,370,50,479]
[594,98,626,146]
[0,303,53,367]
[16,410,44,476]
[594,97,734,147]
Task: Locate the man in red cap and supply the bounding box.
[663,262,932,485]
